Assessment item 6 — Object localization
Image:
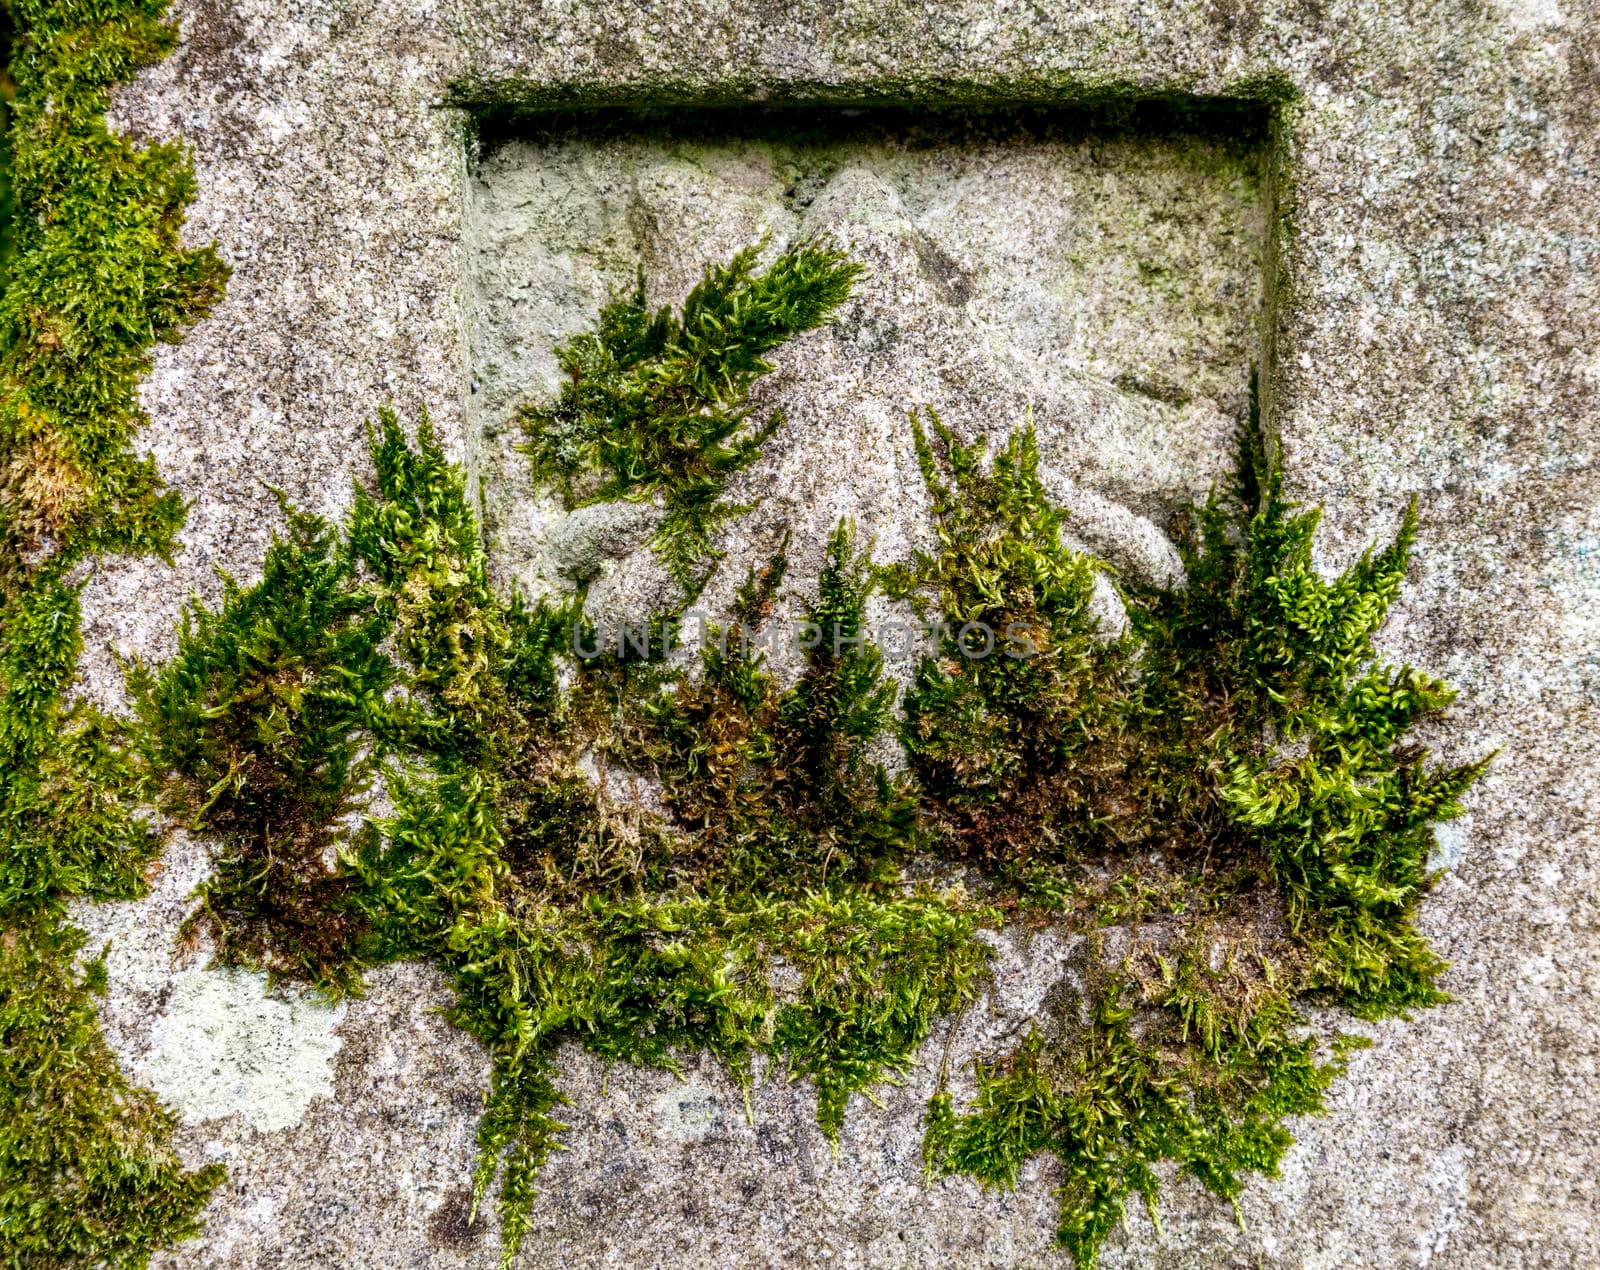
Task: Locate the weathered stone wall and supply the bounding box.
[67,0,1600,1265]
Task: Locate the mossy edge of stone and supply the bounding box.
[446,67,1299,116]
[0,1,227,1265]
[450,70,1299,193]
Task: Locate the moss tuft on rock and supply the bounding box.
[126,246,1483,1268]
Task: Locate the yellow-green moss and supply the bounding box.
[902,390,1483,1259]
[0,3,226,1264]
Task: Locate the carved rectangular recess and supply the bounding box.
[462,102,1275,607]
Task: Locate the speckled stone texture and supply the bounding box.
[65,0,1600,1265]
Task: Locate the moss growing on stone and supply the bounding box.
[0,2,226,1264]
[0,3,1433,1259]
[133,406,991,1265]
[126,502,392,993]
[123,244,1482,1269]
[923,993,1345,1266]
[904,382,1485,1261]
[1,916,224,1266]
[519,240,860,595]
[897,410,1133,867]
[0,1,225,569]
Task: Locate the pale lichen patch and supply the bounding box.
[136,970,346,1134]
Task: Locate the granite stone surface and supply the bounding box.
[63,0,1600,1264]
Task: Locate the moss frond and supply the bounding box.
[519,239,862,595]
[901,408,1132,862]
[126,501,390,993]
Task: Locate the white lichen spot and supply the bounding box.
[651,1078,722,1141]
[1427,820,1470,872]
[1493,0,1563,30]
[136,968,345,1132]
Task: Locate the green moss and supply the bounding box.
[0,3,225,1264]
[132,404,990,1263]
[924,992,1339,1266]
[121,237,1480,1270]
[0,571,159,913]
[519,240,860,595]
[896,411,1133,866]
[0,1,225,569]
[1,916,225,1266]
[900,379,1484,1262]
[125,501,392,993]
[0,10,14,290]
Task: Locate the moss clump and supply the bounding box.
[0,1,225,568]
[126,502,392,993]
[1,917,224,1267]
[519,240,860,595]
[923,994,1345,1265]
[903,384,1484,1257]
[127,244,1482,1268]
[633,520,921,896]
[133,406,989,1266]
[0,3,226,1265]
[896,411,1133,865]
[1141,411,1486,1014]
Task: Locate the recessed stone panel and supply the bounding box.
[466,111,1269,615]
